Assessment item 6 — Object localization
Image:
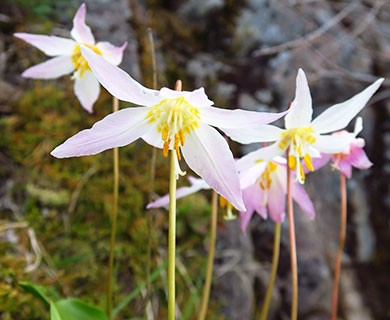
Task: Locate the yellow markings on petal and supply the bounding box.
[259,161,278,190]
[146,96,201,159]
[279,126,316,183]
[72,44,102,78]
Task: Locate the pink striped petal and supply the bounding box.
[336,158,352,178]
[268,177,286,222]
[51,107,151,158]
[181,123,245,211]
[147,177,210,209]
[14,33,76,56]
[285,68,313,129]
[74,70,100,113]
[21,56,74,79]
[292,184,315,219]
[81,46,160,106]
[348,145,373,170]
[70,3,95,44]
[96,41,127,66]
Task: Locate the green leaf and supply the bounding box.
[19,281,52,305]
[50,298,108,320]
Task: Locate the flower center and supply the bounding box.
[146,96,200,160]
[278,126,316,183]
[71,44,102,78]
[259,162,278,190]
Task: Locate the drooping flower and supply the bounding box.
[310,117,373,179]
[238,156,315,232]
[14,3,127,113]
[51,47,288,211]
[224,69,383,184]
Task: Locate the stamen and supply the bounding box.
[163,139,171,157]
[288,154,296,170]
[304,154,314,171]
[162,124,169,141]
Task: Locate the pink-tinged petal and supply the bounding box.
[51,107,151,158]
[285,68,313,129]
[81,46,160,106]
[348,145,373,170]
[147,178,210,209]
[14,33,76,56]
[305,153,331,173]
[96,41,127,66]
[74,70,100,113]
[21,56,74,79]
[218,124,283,144]
[311,78,384,134]
[239,210,254,234]
[236,143,283,172]
[313,134,354,154]
[201,106,288,129]
[336,158,352,178]
[291,184,315,219]
[267,178,286,222]
[181,123,245,211]
[70,3,95,44]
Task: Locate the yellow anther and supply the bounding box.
[288,154,296,170]
[299,163,305,181]
[304,153,314,172]
[259,162,279,190]
[162,124,170,141]
[71,44,102,78]
[219,196,228,208]
[146,96,200,160]
[163,139,171,157]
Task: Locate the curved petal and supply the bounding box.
[74,70,100,113]
[239,162,266,189]
[51,107,152,158]
[285,68,313,129]
[348,146,373,170]
[96,41,127,66]
[292,184,315,219]
[200,106,288,129]
[236,143,283,172]
[336,158,352,178]
[267,177,286,222]
[311,78,384,134]
[313,134,354,154]
[21,56,74,79]
[219,124,283,144]
[14,33,76,56]
[70,3,95,44]
[141,127,164,149]
[81,46,160,106]
[185,87,214,108]
[147,178,210,209]
[181,123,245,211]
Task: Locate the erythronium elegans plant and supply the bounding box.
[51,46,289,211]
[14,3,127,113]
[227,69,383,184]
[238,156,315,232]
[308,117,373,320]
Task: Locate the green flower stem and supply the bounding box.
[198,191,218,320]
[168,149,177,320]
[259,222,281,320]
[286,151,298,320]
[106,96,120,320]
[331,174,347,320]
